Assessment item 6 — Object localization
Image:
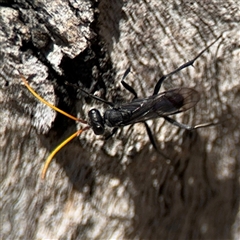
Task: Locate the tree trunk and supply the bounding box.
[1,1,239,239]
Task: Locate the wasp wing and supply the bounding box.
[120,88,200,125]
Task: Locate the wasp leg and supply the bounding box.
[153,35,222,95]
[144,122,158,149]
[80,88,114,106]
[144,122,170,159]
[164,116,194,130]
[153,57,203,96]
[121,67,138,99]
[105,127,118,140]
[164,116,217,130]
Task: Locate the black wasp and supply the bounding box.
[21,36,221,179]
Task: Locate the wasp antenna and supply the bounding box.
[41,126,90,179]
[21,75,88,124]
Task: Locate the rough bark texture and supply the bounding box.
[1,0,239,239]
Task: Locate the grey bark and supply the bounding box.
[1,0,239,239]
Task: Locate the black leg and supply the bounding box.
[80,88,114,107]
[164,116,218,130]
[144,122,158,150]
[122,66,131,81]
[144,122,170,159]
[153,35,222,95]
[105,127,118,140]
[121,67,138,99]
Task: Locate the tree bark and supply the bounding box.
[1,1,239,239]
